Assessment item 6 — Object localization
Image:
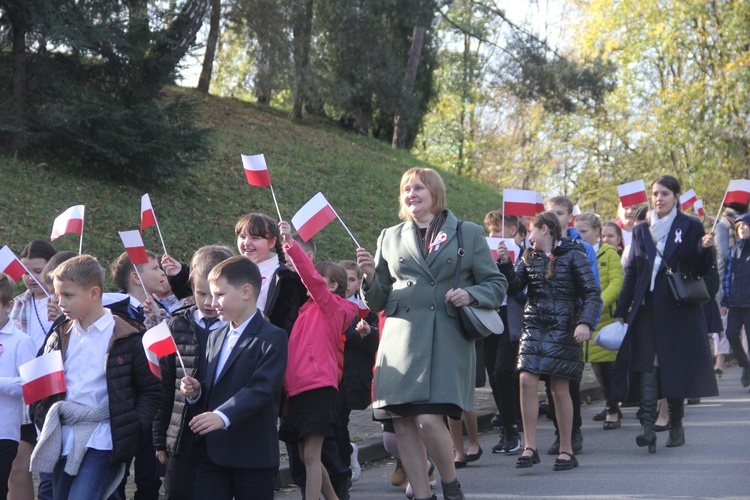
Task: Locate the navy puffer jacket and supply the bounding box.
[499,239,601,381]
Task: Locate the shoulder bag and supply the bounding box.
[453,221,504,341]
[655,247,710,306]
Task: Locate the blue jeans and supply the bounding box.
[53,449,117,500]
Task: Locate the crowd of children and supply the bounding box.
[0,176,740,499]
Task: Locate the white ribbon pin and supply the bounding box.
[429,232,448,252]
[674,228,682,244]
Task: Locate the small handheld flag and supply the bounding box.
[241,153,283,221]
[140,194,168,256]
[0,246,27,283]
[142,321,185,379]
[617,180,648,208]
[19,351,67,405]
[51,205,85,253]
[503,189,542,218]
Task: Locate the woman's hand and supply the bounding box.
[161,254,182,277]
[613,317,624,325]
[574,324,591,343]
[701,232,716,248]
[496,241,511,263]
[445,288,474,307]
[278,221,294,246]
[356,248,376,285]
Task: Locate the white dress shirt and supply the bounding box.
[0,319,37,441]
[61,310,114,454]
[256,255,280,313]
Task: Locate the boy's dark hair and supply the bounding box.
[338,260,363,280]
[547,196,574,215]
[20,240,57,262]
[208,256,261,298]
[234,213,287,265]
[110,250,158,292]
[42,251,78,286]
[315,261,348,298]
[190,246,236,283]
[0,273,15,304]
[523,211,563,279]
[53,255,105,290]
[725,202,748,214]
[292,232,316,257]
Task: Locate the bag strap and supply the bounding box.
[653,245,674,276]
[453,221,465,290]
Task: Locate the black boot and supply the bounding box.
[441,479,465,500]
[666,398,685,447]
[636,370,658,453]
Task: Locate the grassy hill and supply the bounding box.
[0,87,502,286]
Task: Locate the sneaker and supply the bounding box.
[391,459,407,487]
[502,425,522,453]
[349,443,361,482]
[491,428,506,453]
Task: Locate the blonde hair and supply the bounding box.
[575,212,602,237]
[53,254,105,290]
[398,168,447,221]
[0,273,14,304]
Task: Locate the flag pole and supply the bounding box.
[502,202,506,239]
[132,265,151,305]
[171,336,187,375]
[154,218,169,257]
[19,261,52,299]
[711,189,729,233]
[329,205,361,248]
[78,213,84,255]
[269,185,283,222]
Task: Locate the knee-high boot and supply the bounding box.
[636,369,658,453]
[666,398,685,447]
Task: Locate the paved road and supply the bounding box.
[277,366,750,499]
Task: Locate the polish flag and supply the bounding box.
[694,199,705,217]
[724,179,750,206]
[241,153,272,187]
[19,351,67,405]
[617,180,648,208]
[140,194,157,231]
[142,321,178,378]
[349,295,370,319]
[680,189,698,211]
[292,192,337,242]
[0,246,26,282]
[486,238,519,263]
[118,230,149,265]
[503,189,542,217]
[569,204,581,227]
[50,205,85,241]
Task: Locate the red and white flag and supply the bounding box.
[724,179,750,206]
[694,199,705,217]
[617,180,648,208]
[292,192,337,242]
[0,246,26,282]
[118,230,149,265]
[486,238,519,263]
[50,205,85,241]
[503,189,542,217]
[569,204,581,227]
[140,194,157,231]
[19,351,66,405]
[142,321,178,379]
[349,295,370,320]
[241,153,272,187]
[680,189,698,211]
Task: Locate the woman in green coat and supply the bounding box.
[575,213,624,429]
[357,168,506,500]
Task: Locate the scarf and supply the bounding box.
[649,205,678,291]
[415,210,447,258]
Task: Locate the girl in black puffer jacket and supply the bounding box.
[497,212,601,472]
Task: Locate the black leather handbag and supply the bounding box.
[657,247,710,306]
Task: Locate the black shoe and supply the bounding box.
[603,420,621,430]
[491,412,502,427]
[572,428,583,454]
[491,427,506,453]
[454,459,467,469]
[502,426,522,454]
[636,427,657,453]
[332,478,352,500]
[515,447,540,468]
[687,398,701,405]
[553,451,578,471]
[592,408,607,422]
[654,423,670,432]
[547,435,560,456]
[742,366,750,388]
[666,426,685,447]
[465,446,483,463]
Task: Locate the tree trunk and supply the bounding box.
[11,16,27,151]
[392,25,426,149]
[197,0,221,93]
[291,0,314,121]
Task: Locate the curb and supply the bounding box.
[276,383,603,487]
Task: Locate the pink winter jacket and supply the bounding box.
[283,243,357,398]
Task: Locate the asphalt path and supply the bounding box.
[276,365,750,499]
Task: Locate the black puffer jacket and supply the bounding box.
[152,306,205,456]
[33,314,161,464]
[499,239,601,380]
[340,311,379,410]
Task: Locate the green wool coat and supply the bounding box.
[363,210,508,411]
[586,243,624,363]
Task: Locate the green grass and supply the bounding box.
[0,87,501,288]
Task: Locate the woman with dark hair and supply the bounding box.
[612,175,718,453]
[496,212,601,472]
[356,168,506,500]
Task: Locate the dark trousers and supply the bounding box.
[116,430,163,500]
[726,307,750,367]
[546,377,582,432]
[484,308,522,430]
[335,387,353,467]
[163,452,196,500]
[0,440,18,499]
[595,361,618,414]
[194,443,275,500]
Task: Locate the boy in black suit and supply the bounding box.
[180,256,287,500]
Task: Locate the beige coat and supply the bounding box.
[364,210,507,410]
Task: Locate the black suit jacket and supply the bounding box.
[198,311,288,469]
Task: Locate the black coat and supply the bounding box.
[33,315,161,464]
[265,265,308,336]
[340,311,379,410]
[612,211,719,400]
[500,239,602,380]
